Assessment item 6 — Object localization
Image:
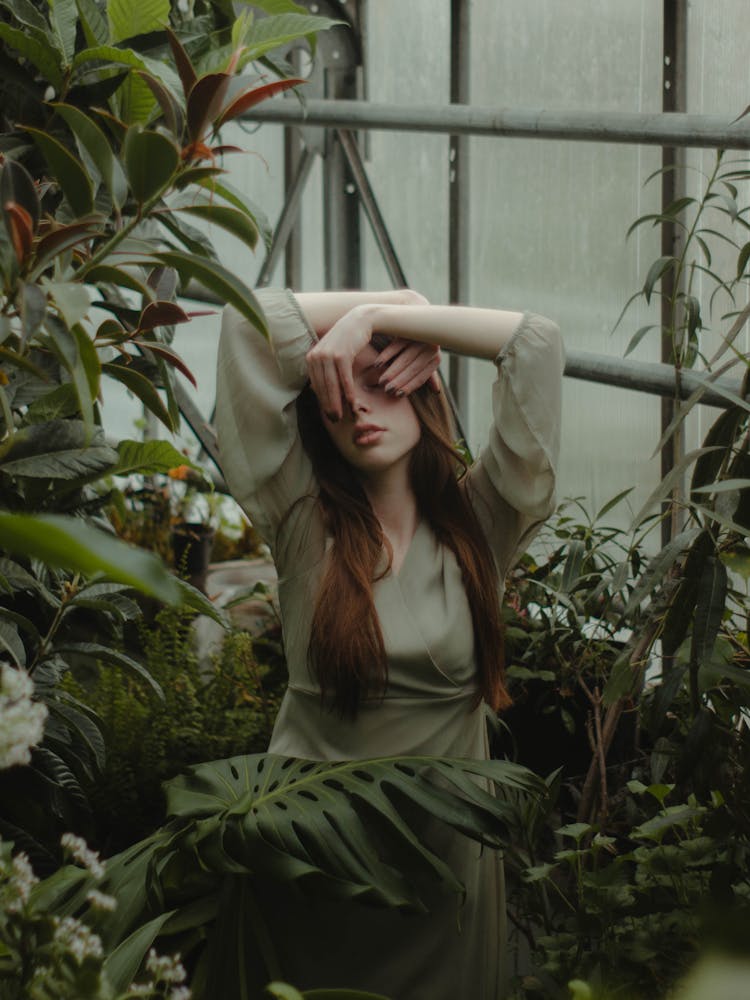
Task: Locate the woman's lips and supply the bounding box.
[353,423,385,446]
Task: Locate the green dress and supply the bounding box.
[215,288,564,999]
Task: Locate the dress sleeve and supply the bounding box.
[214,288,318,548]
[466,312,565,578]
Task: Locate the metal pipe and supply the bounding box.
[563,348,743,409]
[448,0,471,430]
[243,99,750,149]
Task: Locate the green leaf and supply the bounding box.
[103,912,177,992]
[624,324,657,358]
[690,556,727,670]
[737,241,750,279]
[53,103,128,209]
[0,618,26,666]
[0,512,182,603]
[136,70,185,137]
[18,282,47,344]
[557,822,591,843]
[595,487,634,521]
[0,24,64,90]
[623,527,702,617]
[86,264,154,300]
[153,251,267,332]
[75,0,108,46]
[643,255,677,304]
[111,439,199,477]
[692,478,750,494]
[107,0,169,44]
[23,127,94,218]
[55,641,164,697]
[175,203,258,251]
[72,46,181,97]
[174,577,229,628]
[43,315,98,433]
[242,13,342,62]
[163,754,543,909]
[49,0,79,64]
[630,448,722,530]
[123,127,179,204]
[195,176,272,248]
[0,420,116,479]
[43,281,91,328]
[102,361,174,431]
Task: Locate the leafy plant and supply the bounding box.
[0,0,336,868]
[34,752,544,1000]
[501,150,750,999]
[62,611,285,853]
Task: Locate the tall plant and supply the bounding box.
[0,0,338,860]
[505,150,750,999]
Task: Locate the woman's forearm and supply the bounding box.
[359,303,525,361]
[294,290,425,336]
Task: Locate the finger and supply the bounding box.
[335,354,357,413]
[378,342,424,384]
[428,371,442,393]
[382,345,437,392]
[373,337,407,369]
[310,355,343,420]
[398,355,442,396]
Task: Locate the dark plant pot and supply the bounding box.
[171,522,215,593]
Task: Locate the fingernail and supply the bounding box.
[395,389,405,398]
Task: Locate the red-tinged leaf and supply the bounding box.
[95,318,127,342]
[136,71,185,138]
[173,166,227,190]
[85,265,154,300]
[136,300,191,333]
[187,73,231,142]
[32,216,103,271]
[166,26,197,99]
[211,145,243,156]
[4,201,34,263]
[216,77,306,129]
[131,339,197,388]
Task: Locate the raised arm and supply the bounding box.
[301,295,525,421]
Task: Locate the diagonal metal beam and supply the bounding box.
[336,128,408,288]
[257,144,317,288]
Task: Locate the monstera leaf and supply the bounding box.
[78,752,543,998]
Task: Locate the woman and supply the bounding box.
[215,288,564,999]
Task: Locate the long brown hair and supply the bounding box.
[296,382,509,719]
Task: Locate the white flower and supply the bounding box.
[169,988,192,1000]
[86,888,117,911]
[60,832,105,879]
[53,915,104,964]
[177,0,191,13]
[146,948,187,984]
[43,85,56,102]
[2,850,39,913]
[0,663,48,769]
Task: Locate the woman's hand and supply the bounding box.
[305,295,441,421]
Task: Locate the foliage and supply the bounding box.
[501,152,750,998]
[500,491,646,790]
[35,752,542,1000]
[63,610,285,853]
[0,0,334,870]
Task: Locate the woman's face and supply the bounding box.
[319,344,422,479]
